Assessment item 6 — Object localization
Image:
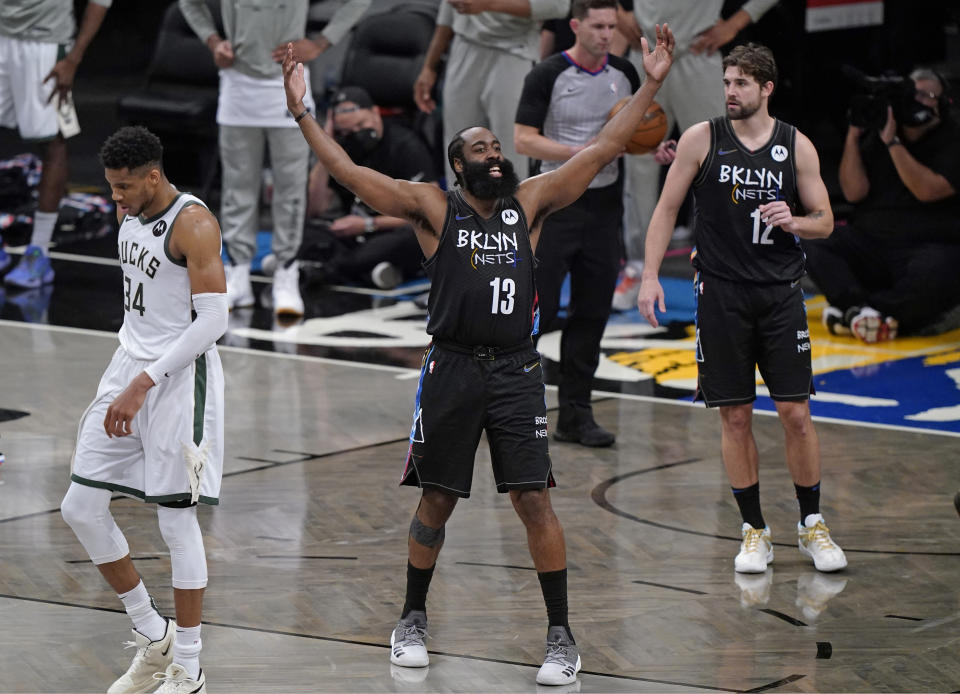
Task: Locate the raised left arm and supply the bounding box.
[758,131,833,240]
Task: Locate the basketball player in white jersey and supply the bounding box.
[60,126,227,694]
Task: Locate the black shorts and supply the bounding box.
[400,343,555,498]
[694,273,814,407]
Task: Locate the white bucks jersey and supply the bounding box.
[117,193,213,360]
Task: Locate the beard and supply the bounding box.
[727,100,760,120]
[460,158,520,199]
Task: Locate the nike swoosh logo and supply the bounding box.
[455,214,472,220]
[523,361,540,373]
[717,149,736,155]
[161,643,170,656]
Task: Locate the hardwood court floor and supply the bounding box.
[1,321,959,693]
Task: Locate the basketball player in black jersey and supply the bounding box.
[637,44,848,577]
[283,27,674,686]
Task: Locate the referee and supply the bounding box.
[515,0,640,446]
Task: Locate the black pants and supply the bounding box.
[534,183,622,429]
[333,226,423,282]
[803,226,960,334]
[301,219,423,285]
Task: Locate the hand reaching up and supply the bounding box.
[282,43,307,114]
[640,23,675,85]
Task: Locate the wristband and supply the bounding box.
[886,136,902,148]
[294,109,310,124]
[364,216,376,234]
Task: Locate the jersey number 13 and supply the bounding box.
[489,277,515,315]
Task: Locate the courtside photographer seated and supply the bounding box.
[804,67,960,342]
[303,86,438,289]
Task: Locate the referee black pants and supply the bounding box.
[534,183,622,429]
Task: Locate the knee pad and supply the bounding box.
[157,505,207,589]
[60,483,129,564]
[409,514,445,548]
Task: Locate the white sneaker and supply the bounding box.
[390,610,429,667]
[536,626,581,686]
[798,513,847,572]
[611,262,643,311]
[850,306,898,343]
[272,260,304,316]
[734,568,773,607]
[734,523,773,573]
[108,618,176,694]
[225,263,255,309]
[153,664,207,693]
[371,261,402,289]
[796,572,848,620]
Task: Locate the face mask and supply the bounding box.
[336,128,380,161]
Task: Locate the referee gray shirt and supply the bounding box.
[516,51,639,189]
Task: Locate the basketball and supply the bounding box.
[607,98,667,155]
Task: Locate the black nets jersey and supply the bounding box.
[692,116,804,283]
[424,190,539,347]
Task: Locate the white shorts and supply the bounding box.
[0,33,60,140]
[71,345,225,505]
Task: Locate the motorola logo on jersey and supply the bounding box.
[152,220,167,237]
[501,209,519,225]
[771,145,788,162]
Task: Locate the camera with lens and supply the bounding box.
[842,65,937,130]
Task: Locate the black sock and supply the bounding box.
[731,482,765,529]
[537,569,573,641]
[401,561,435,618]
[795,481,821,524]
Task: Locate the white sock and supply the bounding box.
[174,625,202,680]
[118,581,167,641]
[30,211,58,252]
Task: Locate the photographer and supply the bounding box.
[804,68,960,342]
[305,87,438,289]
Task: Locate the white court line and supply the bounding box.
[6,246,430,298]
[2,319,956,438]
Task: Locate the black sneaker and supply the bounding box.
[554,421,615,447]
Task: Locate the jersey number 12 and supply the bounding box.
[749,208,774,245]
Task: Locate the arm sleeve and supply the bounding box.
[529,0,571,22]
[178,0,219,41]
[739,0,779,22]
[515,59,559,130]
[144,293,229,384]
[320,0,372,46]
[436,1,454,27]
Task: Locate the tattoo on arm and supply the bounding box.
[808,210,825,219]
